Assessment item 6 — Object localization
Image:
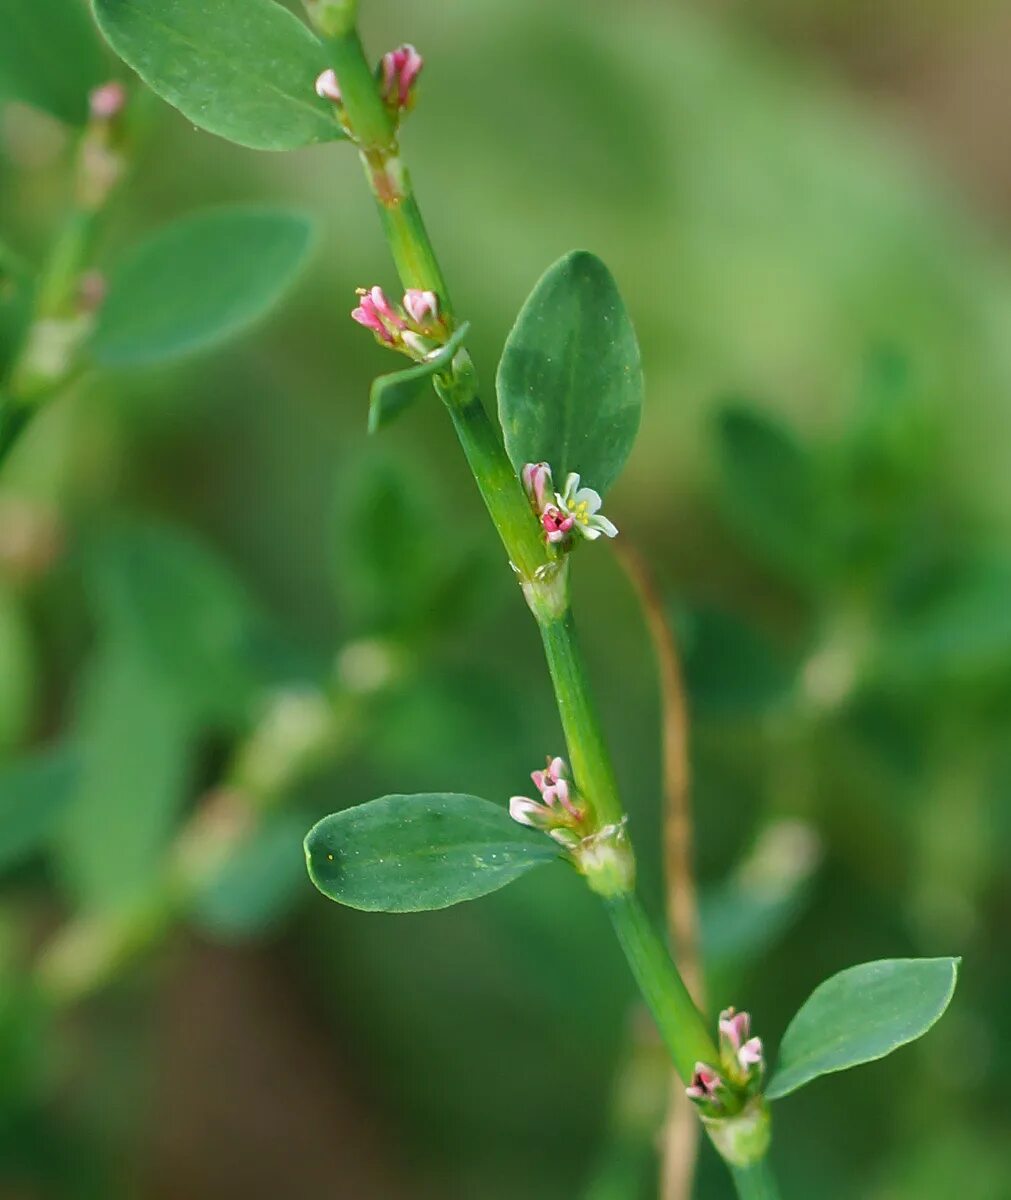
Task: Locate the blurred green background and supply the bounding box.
[1,0,1009,1196]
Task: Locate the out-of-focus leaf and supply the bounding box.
[90,207,313,367]
[0,587,34,753]
[84,518,261,726]
[0,746,77,875]
[700,819,821,972]
[878,560,1011,688]
[305,794,560,912]
[497,251,643,496]
[767,957,960,1099]
[368,324,471,434]
[1,0,106,125]
[190,812,308,940]
[56,642,191,912]
[332,454,441,636]
[681,606,795,719]
[92,0,342,150]
[714,404,828,585]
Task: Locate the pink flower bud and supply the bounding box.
[739,1037,764,1069]
[686,1063,723,1102]
[381,44,424,109]
[89,81,127,121]
[315,69,342,104]
[719,1007,751,1052]
[367,286,405,328]
[521,462,553,512]
[403,288,439,326]
[351,300,396,344]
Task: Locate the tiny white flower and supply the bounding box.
[558,472,618,540]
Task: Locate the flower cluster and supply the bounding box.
[314,44,423,126]
[686,1007,765,1116]
[351,285,446,361]
[521,463,618,548]
[509,756,586,848]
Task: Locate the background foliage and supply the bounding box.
[0,0,1008,1196]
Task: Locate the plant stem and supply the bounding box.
[730,1159,782,1200]
[604,893,716,1083]
[539,609,623,826]
[324,24,783,1194]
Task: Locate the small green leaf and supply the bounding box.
[91,207,312,368]
[497,251,643,496]
[766,957,960,1100]
[305,793,560,912]
[368,324,471,434]
[1,0,107,125]
[0,746,77,875]
[715,404,827,585]
[92,0,342,150]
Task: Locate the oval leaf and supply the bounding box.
[497,251,643,496]
[305,793,560,912]
[92,0,343,150]
[767,957,960,1100]
[91,207,313,367]
[368,323,471,434]
[1,0,107,125]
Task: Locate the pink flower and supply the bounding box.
[403,289,439,326]
[315,69,342,104]
[380,44,424,109]
[522,462,553,512]
[89,81,126,121]
[686,1063,723,1103]
[509,756,583,837]
[541,504,575,544]
[718,1007,764,1077]
[351,286,406,346]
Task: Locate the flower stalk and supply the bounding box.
[312,18,779,1195]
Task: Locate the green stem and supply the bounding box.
[604,893,716,1082]
[730,1159,782,1200]
[539,609,623,826]
[322,26,784,1193]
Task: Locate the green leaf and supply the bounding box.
[368,324,471,434]
[84,517,262,726]
[0,747,77,876]
[766,957,960,1100]
[305,793,560,912]
[91,207,313,368]
[57,642,192,913]
[0,0,106,125]
[497,251,643,496]
[191,812,308,940]
[91,0,342,150]
[714,404,828,585]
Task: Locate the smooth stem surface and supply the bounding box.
[540,611,623,826]
[730,1160,782,1200]
[605,893,716,1083]
[324,31,782,1190]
